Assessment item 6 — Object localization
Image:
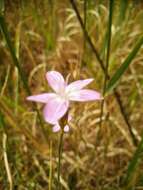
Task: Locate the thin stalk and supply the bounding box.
[69,0,137,146]
[49,141,53,190]
[99,0,114,128]
[0,64,10,97]
[3,133,13,190]
[57,130,64,190]
[14,22,20,116]
[123,131,143,188]
[114,91,138,146]
[82,0,87,70]
[69,0,105,72]
[83,0,87,50]
[0,15,48,142]
[0,15,30,94]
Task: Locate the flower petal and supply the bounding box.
[46,71,66,93]
[69,89,101,102]
[66,78,94,93]
[52,123,61,132]
[64,125,70,132]
[43,97,69,124]
[26,93,56,103]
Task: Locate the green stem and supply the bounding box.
[57,130,64,190]
[49,141,53,190]
[99,0,114,127]
[83,0,87,50]
[0,14,48,142]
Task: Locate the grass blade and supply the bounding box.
[0,111,5,130]
[0,0,4,14]
[99,0,114,128]
[69,0,105,72]
[103,0,114,94]
[117,0,128,26]
[0,15,48,141]
[105,35,143,93]
[70,0,137,146]
[0,15,31,94]
[123,133,143,188]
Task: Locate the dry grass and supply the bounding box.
[0,0,143,189]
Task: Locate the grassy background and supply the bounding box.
[0,0,143,189]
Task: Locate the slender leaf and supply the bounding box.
[99,0,114,130]
[0,15,31,94]
[103,0,114,92]
[0,111,5,129]
[105,35,143,93]
[0,0,4,15]
[0,15,47,140]
[69,0,136,146]
[124,133,143,187]
[117,0,128,26]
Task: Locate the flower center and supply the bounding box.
[57,89,69,101]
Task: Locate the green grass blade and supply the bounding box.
[123,133,143,187]
[117,0,128,26]
[0,0,4,15]
[0,111,5,130]
[99,0,114,129]
[104,0,114,87]
[0,15,47,141]
[14,23,21,115]
[105,35,143,93]
[0,15,31,95]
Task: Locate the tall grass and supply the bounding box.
[0,11,48,141]
[0,0,143,189]
[70,0,137,146]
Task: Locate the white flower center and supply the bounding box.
[57,89,69,101]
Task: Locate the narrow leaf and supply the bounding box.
[0,0,4,15]
[124,133,143,187]
[105,35,143,93]
[0,111,5,129]
[0,15,31,94]
[117,0,128,26]
[0,15,47,140]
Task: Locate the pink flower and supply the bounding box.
[27,71,101,132]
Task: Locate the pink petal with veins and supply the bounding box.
[26,93,56,103]
[66,78,94,92]
[43,97,69,124]
[69,89,101,102]
[46,71,66,93]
